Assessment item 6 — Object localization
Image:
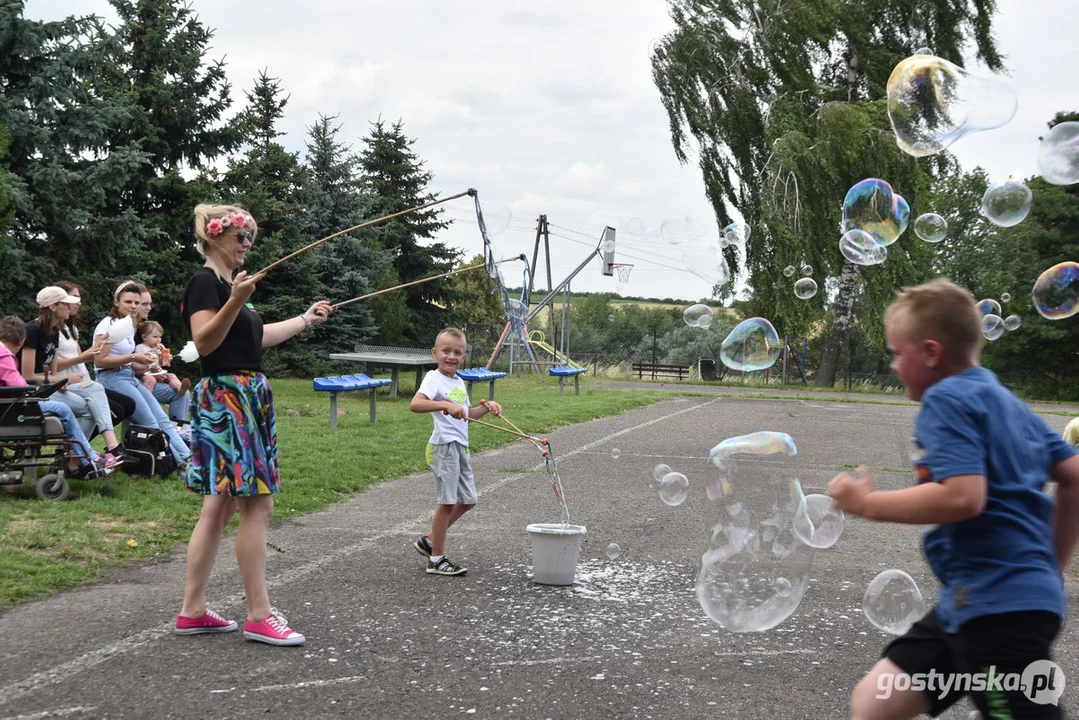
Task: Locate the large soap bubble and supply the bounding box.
[841,179,909,246]
[683,303,714,328]
[720,318,781,372]
[983,314,1004,341]
[913,213,948,243]
[723,221,750,247]
[840,229,888,266]
[886,53,1018,157]
[660,216,698,245]
[1003,314,1021,331]
[980,179,1032,227]
[977,298,1002,317]
[792,493,845,549]
[480,200,513,237]
[863,569,927,635]
[683,247,730,286]
[1038,121,1079,186]
[1032,262,1079,320]
[659,472,690,506]
[697,437,814,633]
[794,278,818,300]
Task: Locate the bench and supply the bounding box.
[632,362,690,381]
[313,373,393,428]
[456,368,507,404]
[549,366,588,396]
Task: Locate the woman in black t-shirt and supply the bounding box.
[174,203,333,647]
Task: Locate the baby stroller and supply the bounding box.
[0,379,92,501]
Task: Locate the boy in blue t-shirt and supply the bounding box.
[409,328,502,577]
[828,278,1079,719]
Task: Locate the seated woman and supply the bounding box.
[133,286,190,426]
[53,281,138,452]
[93,281,191,468]
[1,316,116,478]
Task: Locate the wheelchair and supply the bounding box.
[0,379,93,501]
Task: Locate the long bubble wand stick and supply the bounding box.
[256,189,472,275]
[333,256,523,309]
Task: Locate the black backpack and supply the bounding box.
[123,425,179,477]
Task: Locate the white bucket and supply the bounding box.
[527,523,587,585]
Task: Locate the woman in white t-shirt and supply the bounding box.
[93,281,190,467]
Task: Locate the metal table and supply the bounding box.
[329,345,437,398]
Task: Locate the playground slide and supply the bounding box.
[529,338,583,369]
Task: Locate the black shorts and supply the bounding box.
[883,607,1064,718]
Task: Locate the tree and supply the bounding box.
[90,0,245,339]
[218,70,321,376]
[651,0,1004,385]
[0,2,148,317]
[446,253,507,327]
[303,113,390,360]
[359,118,460,347]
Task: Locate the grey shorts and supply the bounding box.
[426,442,476,506]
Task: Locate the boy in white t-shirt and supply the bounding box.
[409,328,502,576]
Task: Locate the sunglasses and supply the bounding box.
[235,230,254,244]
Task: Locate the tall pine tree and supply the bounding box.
[359,119,459,347]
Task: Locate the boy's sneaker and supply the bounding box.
[413,535,433,557]
[174,609,238,635]
[427,556,468,576]
[243,610,305,646]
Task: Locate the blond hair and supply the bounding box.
[193,203,258,258]
[1064,417,1079,448]
[434,327,467,346]
[884,277,984,363]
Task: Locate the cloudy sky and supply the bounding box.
[35,1,1079,301]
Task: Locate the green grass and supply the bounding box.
[0,376,669,610]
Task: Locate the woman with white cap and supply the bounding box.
[93,280,191,468]
[20,286,131,467]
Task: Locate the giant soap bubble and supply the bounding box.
[660,216,699,245]
[697,435,814,633]
[980,179,1032,227]
[1032,262,1079,320]
[863,569,927,635]
[841,179,909,246]
[886,54,1018,157]
[720,318,781,372]
[1038,121,1079,186]
[683,247,731,286]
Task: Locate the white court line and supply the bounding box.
[0,397,720,708]
[0,707,97,720]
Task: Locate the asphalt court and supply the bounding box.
[1,395,1077,719]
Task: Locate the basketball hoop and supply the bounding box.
[609,263,634,284]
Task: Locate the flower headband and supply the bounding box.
[206,213,254,238]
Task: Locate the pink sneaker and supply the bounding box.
[243,610,305,646]
[174,609,238,635]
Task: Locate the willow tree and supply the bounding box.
[651,0,1003,385]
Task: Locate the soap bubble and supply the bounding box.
[608,314,615,321]
[980,179,1032,227]
[653,464,672,482]
[840,228,888,266]
[1003,314,1021,331]
[611,448,621,459]
[794,278,818,300]
[792,494,845,549]
[977,298,1002,317]
[721,318,781,371]
[602,239,616,254]
[660,216,698,244]
[659,472,690,506]
[710,431,798,467]
[683,248,731,286]
[863,569,927,635]
[913,46,933,56]
[800,264,813,276]
[983,314,1004,341]
[706,476,733,501]
[696,483,815,632]
[480,201,513,236]
[1038,121,1079,186]
[1000,292,1011,303]
[723,221,751,246]
[683,303,714,327]
[841,178,909,246]
[886,53,1018,157]
[783,265,796,278]
[606,543,622,560]
[913,213,948,243]
[505,297,529,332]
[1033,262,1079,320]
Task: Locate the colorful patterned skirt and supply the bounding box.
[184,372,280,496]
